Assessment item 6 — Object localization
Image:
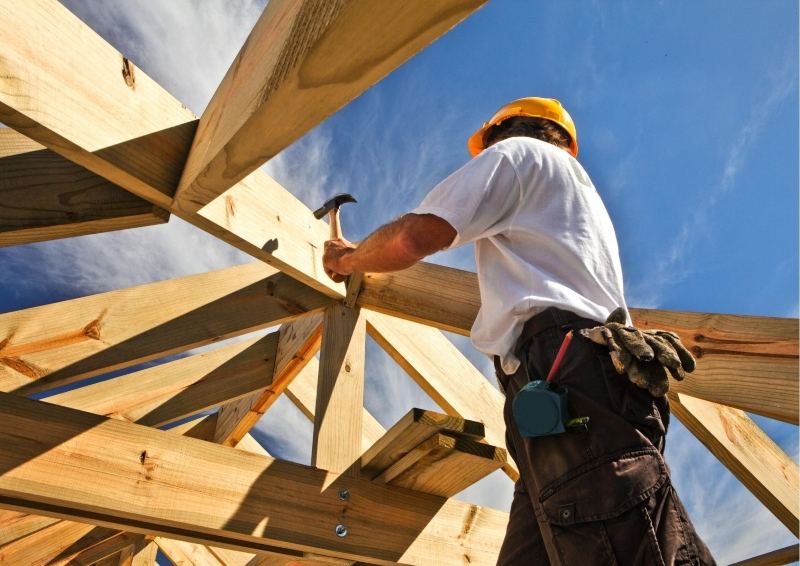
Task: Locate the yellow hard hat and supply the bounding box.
[467,97,579,158]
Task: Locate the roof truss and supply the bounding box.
[0,1,796,564]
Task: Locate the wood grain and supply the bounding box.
[366,310,517,481]
[175,0,487,211]
[0,262,331,395]
[728,545,799,566]
[313,305,365,476]
[44,333,278,428]
[359,264,798,422]
[669,392,798,535]
[214,313,323,446]
[0,393,506,565]
[0,129,168,247]
[360,408,485,480]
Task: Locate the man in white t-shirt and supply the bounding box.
[322,97,713,565]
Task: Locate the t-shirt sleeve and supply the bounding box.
[410,148,521,248]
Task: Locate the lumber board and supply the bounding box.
[0,262,331,395]
[130,541,159,566]
[285,357,385,453]
[728,545,800,566]
[0,393,506,565]
[669,392,799,536]
[360,408,485,480]
[214,313,323,446]
[313,305,366,476]
[0,0,347,297]
[48,528,142,566]
[375,433,505,498]
[634,309,799,423]
[0,510,59,546]
[0,129,168,246]
[175,0,487,211]
[0,0,196,208]
[365,310,518,480]
[0,518,95,565]
[359,264,799,422]
[44,333,278,427]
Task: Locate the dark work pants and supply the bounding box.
[495,308,715,566]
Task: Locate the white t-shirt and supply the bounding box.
[411,137,628,374]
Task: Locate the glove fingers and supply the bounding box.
[609,324,654,361]
[642,361,670,397]
[605,307,629,325]
[643,333,681,368]
[666,364,685,382]
[579,327,607,346]
[658,332,697,373]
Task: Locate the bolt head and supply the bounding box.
[338,488,350,501]
[335,524,348,538]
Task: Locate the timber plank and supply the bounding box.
[669,392,799,536]
[175,0,487,211]
[313,305,366,476]
[0,519,94,565]
[44,334,278,427]
[0,262,331,395]
[285,357,385,453]
[0,130,168,247]
[359,264,799,422]
[360,408,485,480]
[214,313,323,446]
[0,393,505,565]
[365,310,518,481]
[0,510,59,546]
[375,433,506,498]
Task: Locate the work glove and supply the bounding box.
[580,308,696,397]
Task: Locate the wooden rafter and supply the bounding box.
[313,305,366,476]
[358,264,799,423]
[0,129,168,247]
[174,0,487,212]
[0,262,330,395]
[0,393,506,565]
[366,310,518,480]
[213,313,323,446]
[669,392,799,535]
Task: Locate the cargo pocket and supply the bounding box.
[539,447,668,565]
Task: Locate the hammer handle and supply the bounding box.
[328,209,342,240]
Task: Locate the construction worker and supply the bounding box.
[322,97,715,565]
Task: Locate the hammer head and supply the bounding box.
[313,193,357,219]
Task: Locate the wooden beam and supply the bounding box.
[365,310,518,480]
[635,309,798,424]
[359,264,799,422]
[175,0,487,211]
[0,510,59,546]
[360,408,485,479]
[669,392,799,536]
[0,129,168,247]
[728,545,800,566]
[48,528,144,566]
[0,262,331,395]
[0,0,347,296]
[43,333,278,427]
[0,519,95,565]
[0,393,506,565]
[375,433,506,498]
[285,357,385,453]
[313,305,365,476]
[214,313,323,446]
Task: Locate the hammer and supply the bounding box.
[313,193,357,240]
[313,193,361,306]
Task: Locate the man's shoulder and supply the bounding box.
[489,137,569,164]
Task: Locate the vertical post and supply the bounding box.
[312,304,366,477]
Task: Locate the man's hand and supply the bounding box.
[323,238,356,283]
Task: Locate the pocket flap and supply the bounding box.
[539,448,667,525]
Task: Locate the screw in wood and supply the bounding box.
[335,524,348,538]
[338,488,350,501]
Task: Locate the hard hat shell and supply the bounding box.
[467,97,579,158]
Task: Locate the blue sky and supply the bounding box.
[1,0,797,563]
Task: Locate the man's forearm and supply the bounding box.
[335,213,456,275]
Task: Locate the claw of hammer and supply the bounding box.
[313,193,357,240]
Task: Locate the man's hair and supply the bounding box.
[483,116,572,151]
